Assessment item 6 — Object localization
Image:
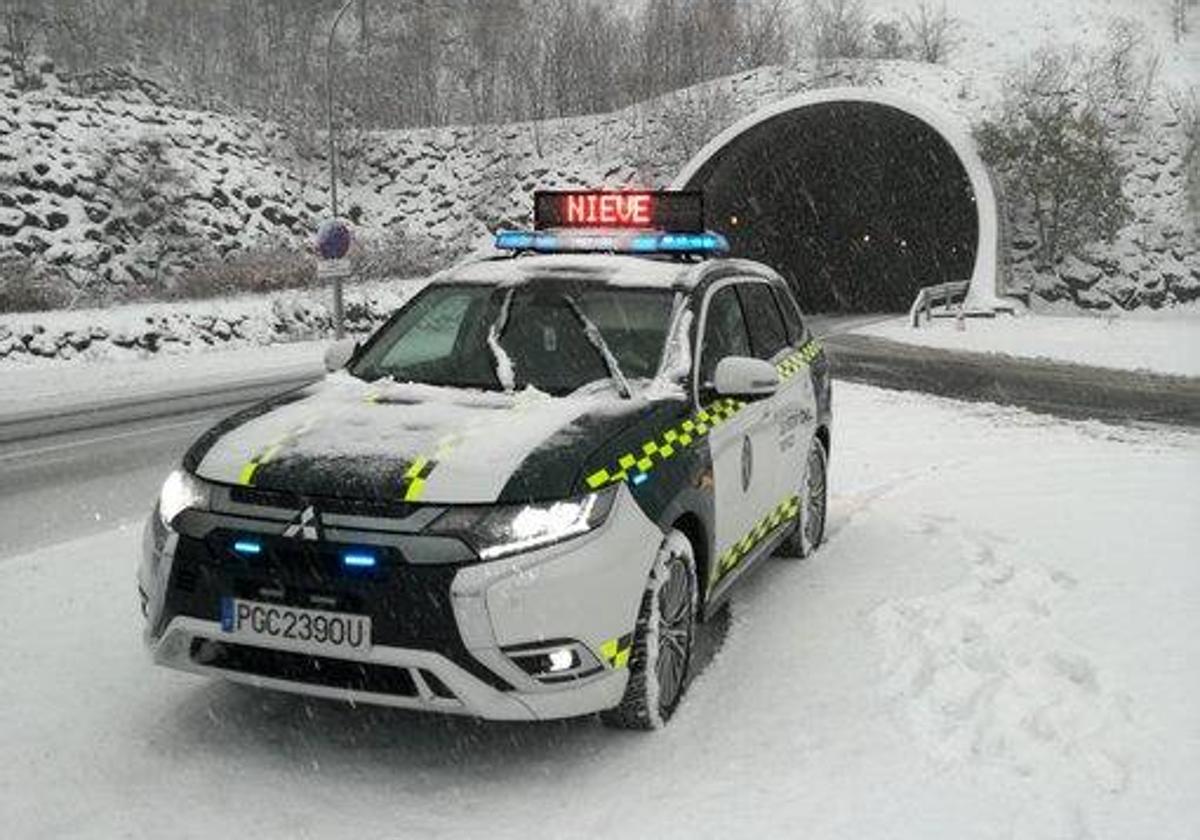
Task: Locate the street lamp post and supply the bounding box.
[325,0,355,339]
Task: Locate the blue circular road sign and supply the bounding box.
[316,218,352,260]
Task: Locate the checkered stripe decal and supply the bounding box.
[713,495,800,587]
[583,340,821,491]
[237,420,316,486]
[776,340,821,381]
[399,432,463,501]
[585,397,746,490]
[599,633,634,669]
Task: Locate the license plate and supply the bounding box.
[220,598,372,654]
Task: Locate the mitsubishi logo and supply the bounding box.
[283,505,323,541]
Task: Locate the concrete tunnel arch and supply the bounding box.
[672,88,1008,313]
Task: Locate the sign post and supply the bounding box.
[315,218,353,339]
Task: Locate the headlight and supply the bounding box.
[158,469,211,528]
[428,486,617,561]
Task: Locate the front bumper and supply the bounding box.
[141,484,662,720]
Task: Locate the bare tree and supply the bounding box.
[805,0,870,61]
[1169,0,1199,42]
[871,20,907,59]
[903,2,960,64]
[1169,86,1200,220]
[2,0,43,87]
[741,0,792,67]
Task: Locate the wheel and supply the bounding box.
[778,436,828,558]
[601,531,698,730]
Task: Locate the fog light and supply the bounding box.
[502,640,601,683]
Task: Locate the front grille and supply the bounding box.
[228,485,418,518]
[191,639,420,697]
[173,566,198,593]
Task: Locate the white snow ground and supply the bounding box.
[854,312,1200,377]
[1,383,1197,840]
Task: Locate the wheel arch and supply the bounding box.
[816,424,831,457]
[669,510,709,613]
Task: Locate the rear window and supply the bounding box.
[771,284,806,345]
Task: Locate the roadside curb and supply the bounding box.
[822,334,1200,428]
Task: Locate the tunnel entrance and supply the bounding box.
[676,95,985,313]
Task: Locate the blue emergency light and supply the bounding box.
[494,228,729,257]
[342,551,377,569]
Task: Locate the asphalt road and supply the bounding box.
[0,407,232,557]
[2,326,1196,559]
[822,333,1200,427]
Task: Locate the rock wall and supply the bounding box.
[1017,104,1200,311]
[0,279,418,364]
[1,57,1196,322]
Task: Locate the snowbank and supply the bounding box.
[2,383,1197,839]
[0,277,422,364]
[854,311,1200,377]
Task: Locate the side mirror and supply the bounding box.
[714,356,780,399]
[323,338,359,372]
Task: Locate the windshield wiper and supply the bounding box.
[561,295,632,399]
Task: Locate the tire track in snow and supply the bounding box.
[872,520,1133,835]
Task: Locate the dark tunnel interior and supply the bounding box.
[685,101,979,313]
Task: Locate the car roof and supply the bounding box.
[435,252,789,303]
[441,253,708,290]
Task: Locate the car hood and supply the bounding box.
[188,373,661,504]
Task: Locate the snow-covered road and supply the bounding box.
[2,384,1197,840]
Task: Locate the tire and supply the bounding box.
[601,531,698,730]
[778,435,828,559]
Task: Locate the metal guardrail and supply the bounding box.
[908,280,971,328]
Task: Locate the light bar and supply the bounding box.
[233,539,262,555]
[494,229,728,257]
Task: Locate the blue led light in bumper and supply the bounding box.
[343,552,377,569]
[233,539,262,555]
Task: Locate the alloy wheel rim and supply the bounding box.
[655,554,692,712]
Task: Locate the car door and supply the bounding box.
[736,279,815,510]
[695,280,781,593]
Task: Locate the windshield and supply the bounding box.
[349,280,676,395]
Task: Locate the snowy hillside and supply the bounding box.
[0,0,1197,337]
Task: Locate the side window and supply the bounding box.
[699,285,753,386]
[736,282,789,360]
[771,284,806,346]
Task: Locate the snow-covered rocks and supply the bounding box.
[0,278,422,364]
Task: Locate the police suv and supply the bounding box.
[140,191,832,729]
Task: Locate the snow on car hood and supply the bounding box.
[192,372,646,504]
